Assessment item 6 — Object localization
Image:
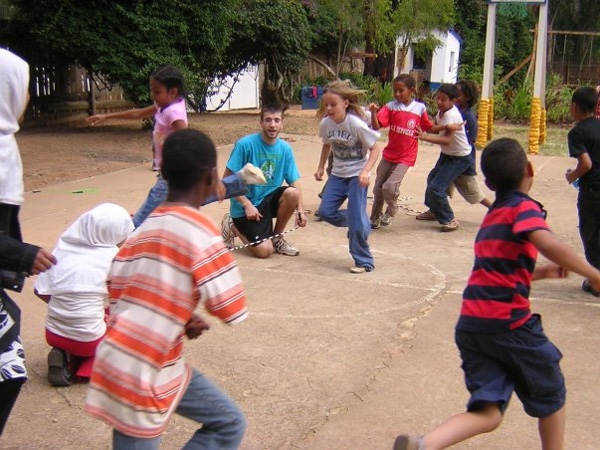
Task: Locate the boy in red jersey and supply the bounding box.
[85,129,248,449]
[394,138,600,450]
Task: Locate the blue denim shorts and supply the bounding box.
[455,314,566,418]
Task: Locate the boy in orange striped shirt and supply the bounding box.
[85,129,248,449]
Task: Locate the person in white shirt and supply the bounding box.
[416,84,473,232]
[34,203,133,386]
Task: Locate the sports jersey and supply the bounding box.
[376,100,433,166]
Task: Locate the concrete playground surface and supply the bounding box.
[2,134,599,449]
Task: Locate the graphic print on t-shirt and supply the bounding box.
[260,158,276,183]
[332,141,364,161]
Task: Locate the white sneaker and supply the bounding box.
[240,163,267,185]
[221,213,235,249]
[350,266,373,274]
[273,237,299,256]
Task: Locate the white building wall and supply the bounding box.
[395,30,461,85]
[205,64,260,112]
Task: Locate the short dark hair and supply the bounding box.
[455,80,479,108]
[572,86,598,114]
[151,64,184,95]
[481,138,528,191]
[260,104,285,120]
[437,83,458,100]
[393,73,416,89]
[161,129,216,191]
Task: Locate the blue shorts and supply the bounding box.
[455,314,566,418]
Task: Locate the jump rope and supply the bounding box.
[226,197,423,252]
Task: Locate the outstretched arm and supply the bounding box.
[529,229,600,289]
[86,105,156,125]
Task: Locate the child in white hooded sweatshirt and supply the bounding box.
[35,203,133,386]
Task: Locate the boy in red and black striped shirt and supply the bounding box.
[394,138,600,450]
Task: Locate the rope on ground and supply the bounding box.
[226,209,311,252]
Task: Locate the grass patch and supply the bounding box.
[492,124,570,157]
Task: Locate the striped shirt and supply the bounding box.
[457,191,549,333]
[85,204,247,438]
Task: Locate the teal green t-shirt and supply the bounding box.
[226,133,300,218]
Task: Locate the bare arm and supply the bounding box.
[289,180,307,227]
[565,153,592,184]
[171,119,187,131]
[86,105,156,125]
[418,131,452,146]
[358,143,381,187]
[314,144,331,181]
[368,103,381,130]
[223,167,261,221]
[529,229,600,289]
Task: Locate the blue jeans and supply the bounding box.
[425,154,472,224]
[112,370,246,450]
[133,174,248,228]
[318,175,374,270]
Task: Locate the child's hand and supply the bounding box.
[368,103,379,113]
[540,264,569,279]
[415,125,426,140]
[446,122,464,132]
[31,249,57,275]
[314,168,325,181]
[358,170,370,187]
[565,169,577,184]
[185,314,210,340]
[86,114,106,126]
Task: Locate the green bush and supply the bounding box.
[545,74,575,123]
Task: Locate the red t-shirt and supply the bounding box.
[376,100,433,166]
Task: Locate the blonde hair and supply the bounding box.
[317,80,367,120]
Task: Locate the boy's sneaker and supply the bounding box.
[221,213,235,249]
[47,348,72,387]
[240,163,267,185]
[440,218,459,232]
[273,237,299,256]
[393,435,424,450]
[350,266,373,274]
[416,210,436,221]
[370,214,382,229]
[380,213,394,226]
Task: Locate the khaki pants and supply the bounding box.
[370,159,409,220]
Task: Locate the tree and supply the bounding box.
[230,0,312,106]
[363,0,454,83]
[5,0,311,110]
[303,0,367,78]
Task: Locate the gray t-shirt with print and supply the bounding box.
[319,113,380,178]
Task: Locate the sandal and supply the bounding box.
[441,219,459,232]
[416,210,436,221]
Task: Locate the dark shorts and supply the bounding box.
[455,314,566,418]
[232,186,289,245]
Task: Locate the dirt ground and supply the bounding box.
[4,111,600,449]
[19,108,319,191]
